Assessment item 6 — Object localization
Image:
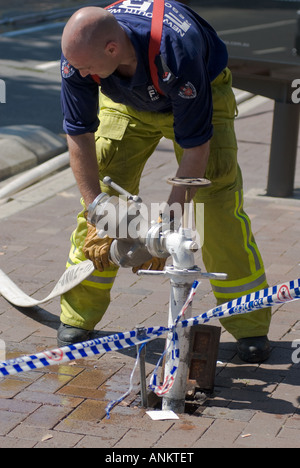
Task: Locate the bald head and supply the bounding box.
[62,7,120,59]
[62,7,137,79]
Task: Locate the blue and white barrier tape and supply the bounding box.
[0,326,167,377]
[183,278,300,328]
[0,277,299,415]
[0,278,299,379]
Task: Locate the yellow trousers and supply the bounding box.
[60,68,271,340]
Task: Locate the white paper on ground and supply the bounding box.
[146,410,179,421]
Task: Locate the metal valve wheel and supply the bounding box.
[167,177,211,188]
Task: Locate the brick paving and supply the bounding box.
[0,96,299,449]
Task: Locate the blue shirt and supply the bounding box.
[61,0,228,148]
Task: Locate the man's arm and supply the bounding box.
[67,133,101,207]
[167,141,210,208]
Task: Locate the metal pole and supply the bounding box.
[138,344,148,408]
[162,273,198,413]
[267,99,300,197]
[136,327,148,408]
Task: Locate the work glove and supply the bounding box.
[132,256,167,274]
[131,213,172,274]
[83,222,114,272]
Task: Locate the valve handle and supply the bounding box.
[103,176,142,204]
[167,177,211,228]
[167,177,211,187]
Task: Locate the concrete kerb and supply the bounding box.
[0,125,67,181]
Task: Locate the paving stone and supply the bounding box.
[192,419,246,448]
[0,409,27,436]
[113,428,161,449]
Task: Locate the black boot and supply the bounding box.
[57,322,92,347]
[237,336,271,363]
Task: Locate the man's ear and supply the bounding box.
[104,41,118,57]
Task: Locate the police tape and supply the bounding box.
[0,277,200,419]
[193,278,300,325]
[0,274,299,417]
[0,277,299,381]
[105,275,300,416]
[0,325,167,378]
[0,261,300,414]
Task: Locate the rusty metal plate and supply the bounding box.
[187,324,221,394]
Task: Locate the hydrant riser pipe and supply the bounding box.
[161,265,200,412]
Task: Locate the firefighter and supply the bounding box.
[58,1,271,363]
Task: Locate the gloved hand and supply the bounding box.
[132,256,167,274]
[83,222,114,272]
[131,213,173,274]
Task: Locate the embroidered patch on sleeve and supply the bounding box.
[61,59,75,79]
[178,82,197,99]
